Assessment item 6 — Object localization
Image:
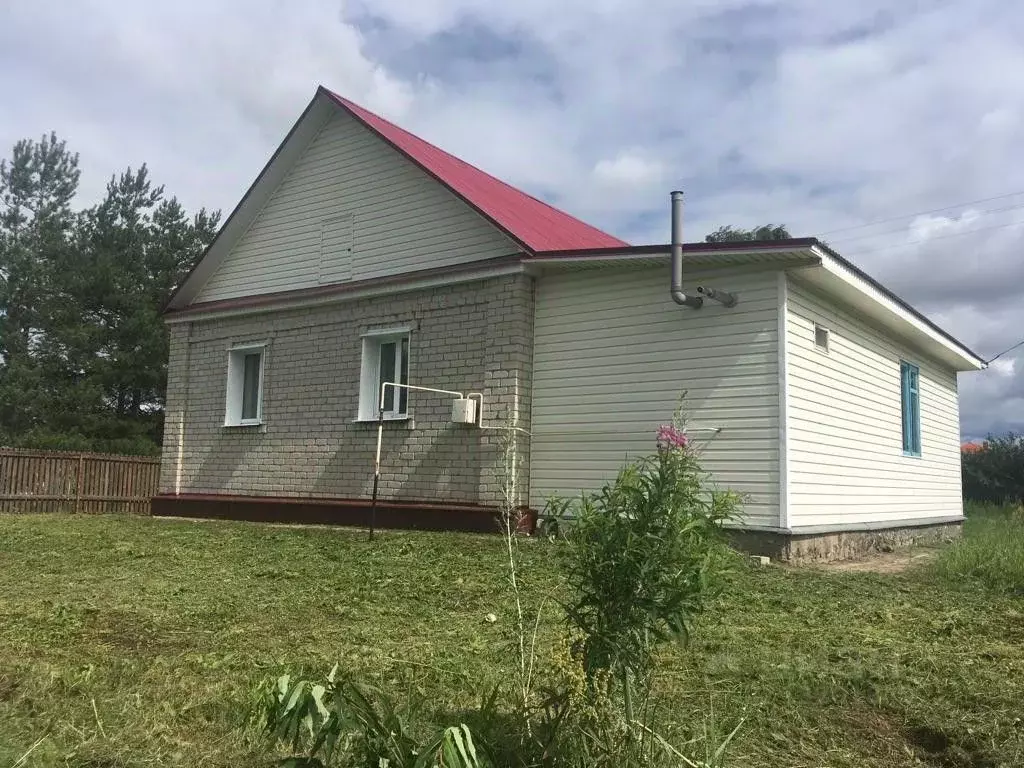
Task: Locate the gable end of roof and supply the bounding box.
[322,87,627,253]
[166,87,629,311]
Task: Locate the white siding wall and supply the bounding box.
[195,112,516,303]
[530,265,781,528]
[785,277,963,528]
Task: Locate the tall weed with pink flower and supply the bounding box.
[543,400,742,727]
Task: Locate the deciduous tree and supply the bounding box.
[704,223,792,242]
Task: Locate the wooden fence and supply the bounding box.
[0,449,160,515]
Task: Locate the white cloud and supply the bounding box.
[989,358,1016,377]
[909,211,984,240]
[1,0,1022,436]
[592,152,664,187]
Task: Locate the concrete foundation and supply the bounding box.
[727,520,963,563]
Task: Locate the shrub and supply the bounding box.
[962,434,1024,503]
[543,411,741,756]
[552,422,739,690]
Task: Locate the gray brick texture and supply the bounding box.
[159,274,535,506]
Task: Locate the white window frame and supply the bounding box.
[224,343,266,426]
[357,327,412,421]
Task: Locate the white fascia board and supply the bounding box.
[814,246,986,371]
[525,246,821,266]
[527,251,666,264]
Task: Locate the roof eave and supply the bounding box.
[809,245,985,371]
[528,240,984,371]
[164,254,526,322]
[529,238,822,260]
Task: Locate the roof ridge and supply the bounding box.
[326,90,577,216]
[321,86,628,253]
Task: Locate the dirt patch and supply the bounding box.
[807,548,938,574]
[841,707,998,768]
[904,724,998,767]
[83,608,181,653]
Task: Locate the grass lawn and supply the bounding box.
[1,513,1023,767]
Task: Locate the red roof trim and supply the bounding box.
[322,87,628,254]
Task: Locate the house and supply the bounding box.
[154,86,986,560]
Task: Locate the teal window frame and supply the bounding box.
[900,360,921,456]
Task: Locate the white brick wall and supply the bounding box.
[160,274,535,505]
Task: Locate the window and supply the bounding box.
[358,329,411,419]
[814,324,830,352]
[900,360,921,456]
[225,345,265,426]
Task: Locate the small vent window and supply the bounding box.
[318,214,353,285]
[814,324,830,351]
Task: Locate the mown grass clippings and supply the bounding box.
[0,513,1022,766]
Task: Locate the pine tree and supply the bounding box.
[66,165,219,452]
[0,133,81,444]
[0,137,218,454]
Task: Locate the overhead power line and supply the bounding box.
[828,201,1024,246]
[987,338,1024,365]
[839,217,1024,261]
[807,191,1024,370]
[815,188,1024,238]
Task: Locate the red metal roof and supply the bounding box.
[324,89,628,253]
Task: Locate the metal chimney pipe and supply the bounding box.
[670,191,702,309]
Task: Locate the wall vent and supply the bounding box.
[814,324,830,351]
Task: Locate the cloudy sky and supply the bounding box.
[2,0,1022,438]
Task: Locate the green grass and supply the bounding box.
[933,502,1024,594]
[1,513,1022,767]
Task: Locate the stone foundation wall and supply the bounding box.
[728,520,963,563]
